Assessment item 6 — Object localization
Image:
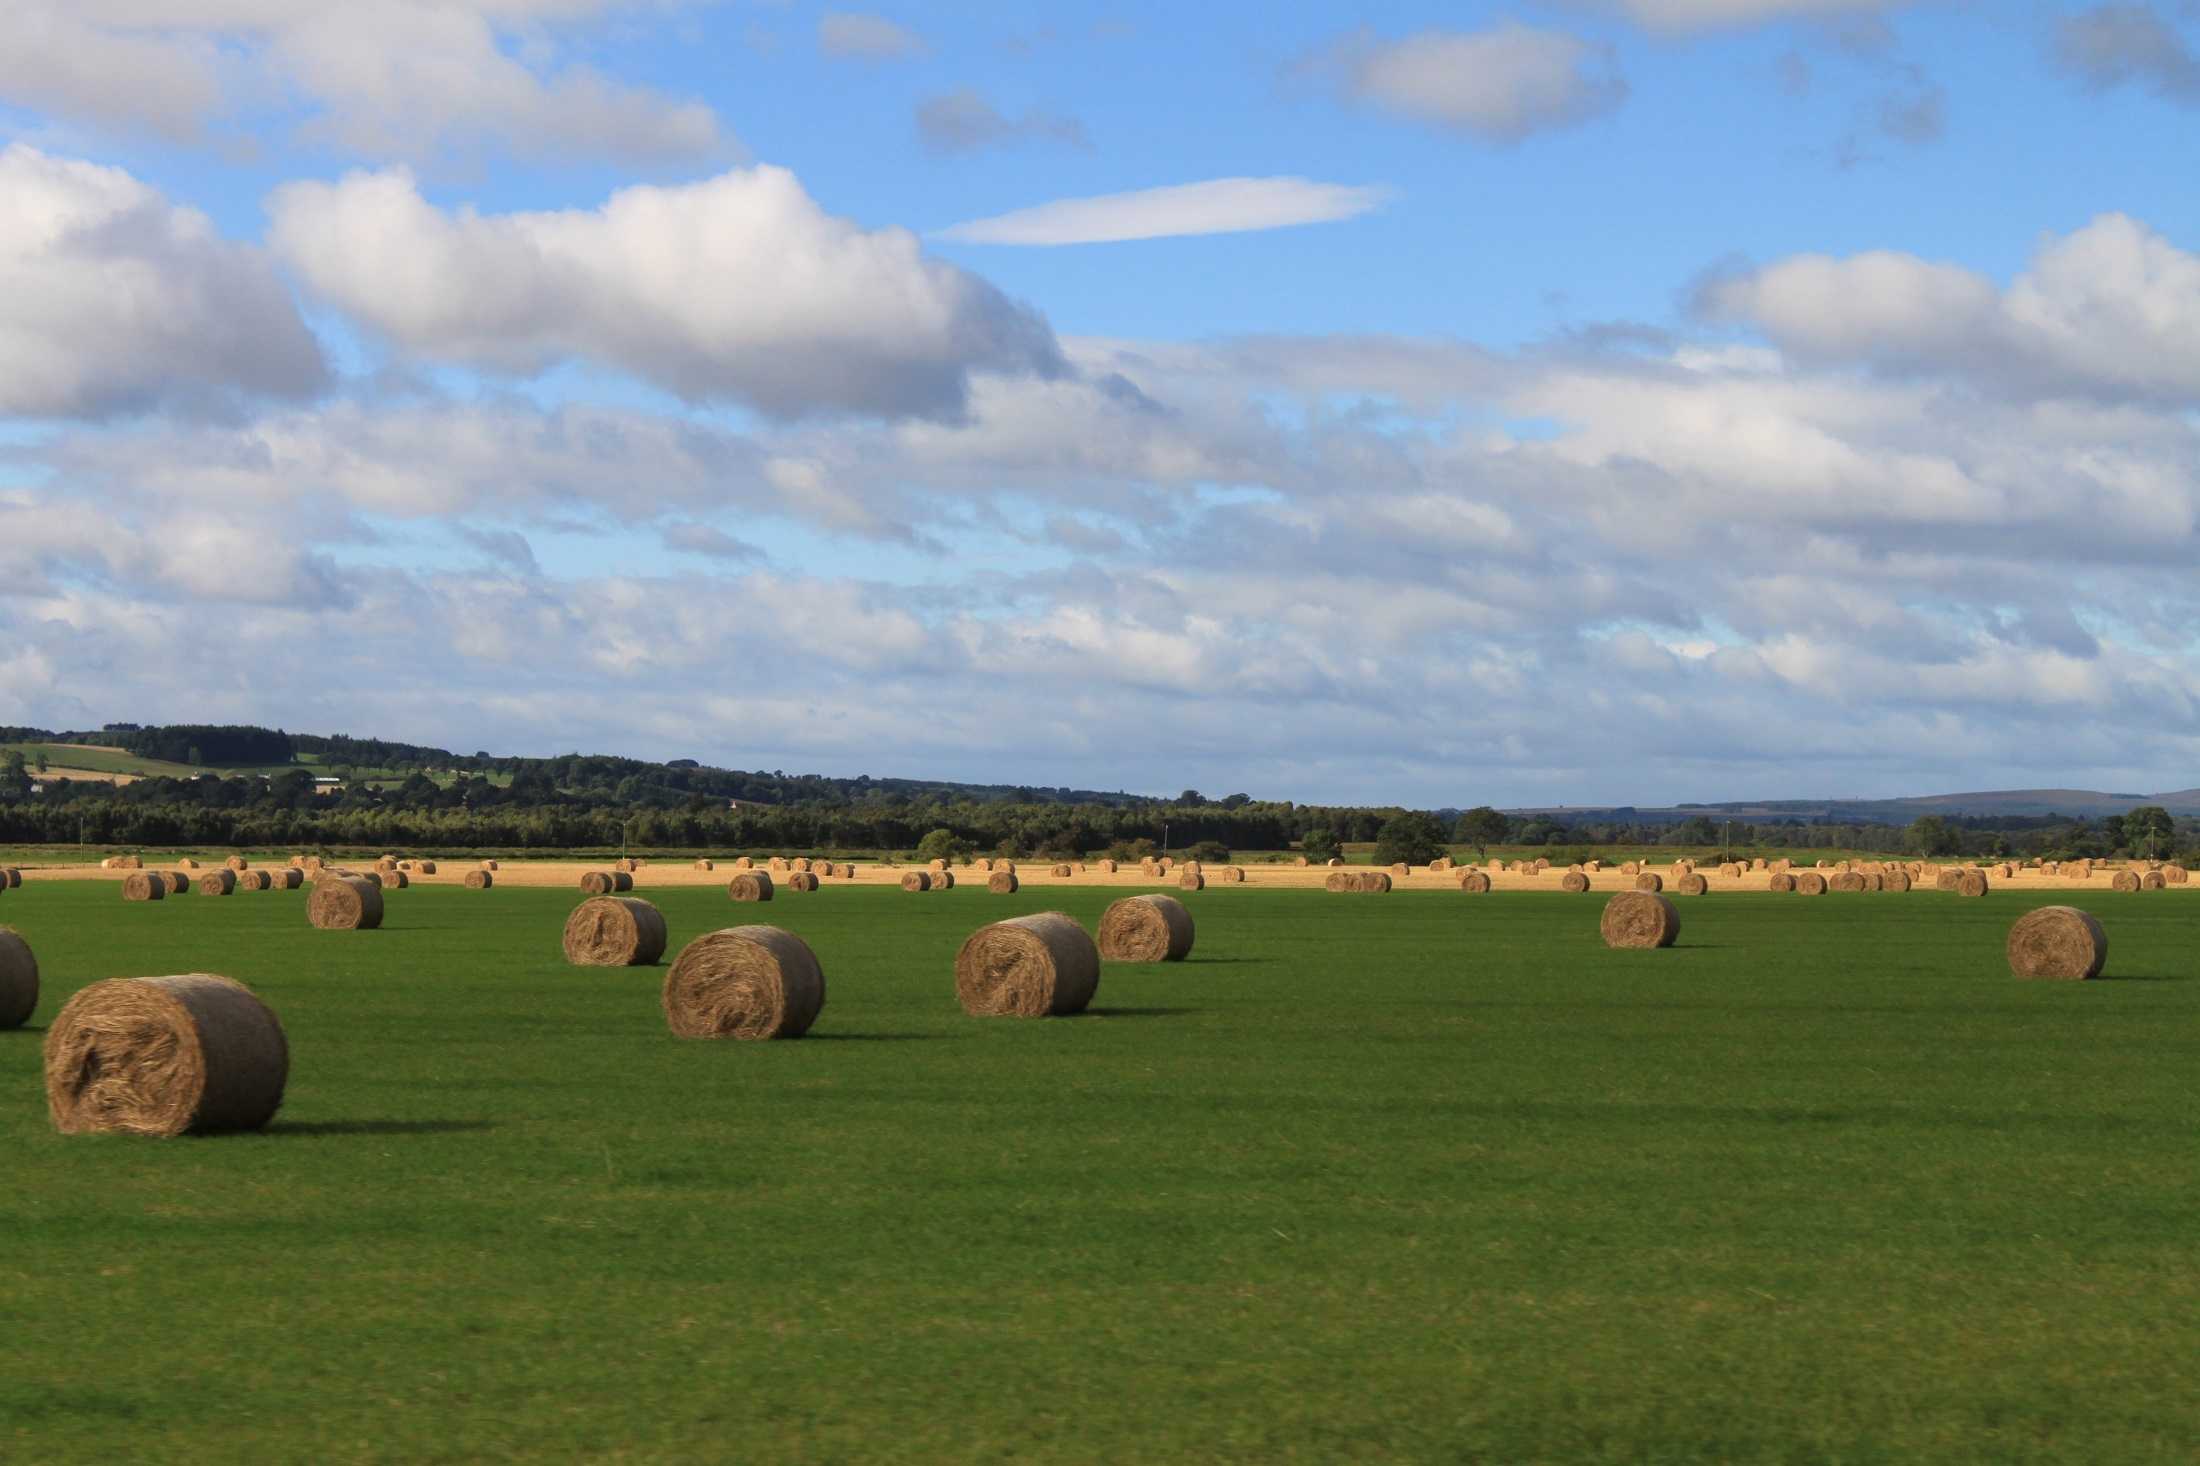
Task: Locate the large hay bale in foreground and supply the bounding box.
[563,897,668,967]
[580,871,617,895]
[784,872,819,893]
[159,872,190,896]
[237,870,273,892]
[1460,871,1493,893]
[465,870,494,890]
[728,872,775,902]
[2111,870,2141,892]
[0,927,36,1029]
[956,912,1100,1016]
[1954,870,1989,898]
[1676,873,1709,896]
[1831,872,1866,893]
[664,926,825,1040]
[122,872,166,902]
[1768,873,1797,894]
[307,877,383,930]
[2007,906,2108,981]
[1634,872,1664,893]
[199,870,237,897]
[1795,873,1828,896]
[988,871,1020,895]
[1098,894,1194,962]
[1560,872,1590,893]
[900,872,931,893]
[43,974,287,1136]
[1601,892,1680,949]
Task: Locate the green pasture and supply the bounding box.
[3,880,2197,1463]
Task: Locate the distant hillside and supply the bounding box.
[1507,788,2200,826]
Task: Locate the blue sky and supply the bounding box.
[2,1,2197,805]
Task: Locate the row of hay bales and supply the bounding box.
[122,868,309,901]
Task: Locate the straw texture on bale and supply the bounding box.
[237,870,272,892]
[580,871,617,895]
[2112,870,2141,893]
[1832,872,1866,893]
[382,870,410,890]
[1217,867,1245,883]
[199,870,237,897]
[1388,862,1408,878]
[465,870,494,890]
[663,925,825,1040]
[562,897,668,967]
[1460,871,1493,893]
[734,857,753,870]
[900,872,930,893]
[1097,894,1195,962]
[225,856,249,872]
[728,872,775,902]
[2166,864,2189,885]
[2007,907,2108,981]
[1051,864,1073,877]
[1883,872,1912,893]
[0,927,36,1029]
[179,859,200,870]
[376,858,398,872]
[481,859,499,871]
[2,867,18,887]
[955,912,1100,1017]
[1098,859,1119,874]
[1324,870,1392,893]
[1634,872,1664,892]
[1796,873,1828,896]
[617,858,640,873]
[934,870,957,890]
[1560,872,1590,893]
[1621,862,1641,876]
[694,859,716,871]
[1676,873,1709,896]
[416,861,437,875]
[43,974,287,1136]
[1768,873,1797,893]
[1177,871,1205,891]
[2142,872,2166,890]
[988,871,1020,894]
[1863,873,1886,892]
[270,869,303,890]
[307,877,383,930]
[784,872,819,893]
[159,872,189,896]
[1954,870,1990,898]
[1718,863,1741,878]
[1600,891,1681,950]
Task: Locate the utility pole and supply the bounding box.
[1724,820,1731,864]
[1162,820,1169,856]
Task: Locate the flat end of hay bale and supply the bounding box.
[664,925,825,1039]
[562,897,668,967]
[956,912,1100,1016]
[1097,894,1194,961]
[2007,906,2107,980]
[43,974,287,1136]
[1600,891,1681,949]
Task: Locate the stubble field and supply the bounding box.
[3,878,2197,1463]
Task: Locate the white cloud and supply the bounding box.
[1324,24,1627,141]
[0,1,725,163]
[0,145,327,420]
[936,177,1393,246]
[1582,0,1914,31]
[268,165,1065,418]
[915,90,1089,152]
[818,12,928,59]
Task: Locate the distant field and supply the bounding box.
[3,745,514,791]
[4,881,2197,1461]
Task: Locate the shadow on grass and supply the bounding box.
[2,1026,45,1034]
[802,1032,946,1042]
[2097,973,2190,982]
[1080,1006,1202,1019]
[274,1119,496,1137]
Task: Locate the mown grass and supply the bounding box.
[3,880,2197,1463]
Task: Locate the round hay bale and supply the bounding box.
[1934,869,1960,891]
[416,861,437,876]
[1600,892,1680,949]
[237,870,273,892]
[1768,873,1798,893]
[1218,866,1245,883]
[1460,871,1493,893]
[728,872,775,902]
[2007,906,2108,981]
[663,925,825,1041]
[1560,872,1590,893]
[900,872,931,893]
[791,857,812,873]
[1,867,17,888]
[267,869,301,891]
[0,927,36,1029]
[955,912,1100,1017]
[616,858,641,873]
[1796,873,1828,896]
[398,861,415,871]
[988,871,1020,894]
[924,858,943,873]
[159,872,190,896]
[2142,871,2167,891]
[354,871,384,888]
[43,974,288,1137]
[464,870,494,890]
[785,872,820,893]
[1883,872,1912,893]
[1863,873,1886,892]
[481,859,499,871]
[1388,862,1409,878]
[178,858,201,871]
[1098,859,1119,874]
[113,855,142,870]
[199,870,237,897]
[1177,871,1205,891]
[1098,894,1194,962]
[1327,858,1345,868]
[562,897,667,967]
[1621,862,1641,876]
[2111,870,2141,893]
[1751,858,1767,871]
[375,857,398,872]
[224,856,249,872]
[1585,860,1603,872]
[694,859,716,871]
[1294,855,1310,867]
[1676,873,1709,896]
[1954,870,1990,898]
[1051,864,1072,877]
[2163,863,2187,885]
[1994,864,2015,879]
[307,877,383,930]
[975,858,993,872]
[1831,872,1866,893]
[934,870,957,891]
[1431,857,1454,872]
[1634,872,1664,893]
[1718,863,1741,878]
[734,857,753,870]
[382,870,410,890]
[580,871,616,895]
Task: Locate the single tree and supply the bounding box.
[1372,812,1447,867]
[1299,827,1342,863]
[1453,806,1510,859]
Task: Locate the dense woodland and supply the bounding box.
[0,724,2193,861]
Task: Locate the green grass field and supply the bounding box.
[3,881,2197,1463]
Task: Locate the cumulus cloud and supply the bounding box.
[1320,23,1627,141]
[0,1,725,163]
[2052,4,2200,103]
[0,145,327,420]
[936,177,1392,245]
[818,12,928,59]
[915,90,1090,152]
[1696,214,2200,399]
[267,165,1065,419]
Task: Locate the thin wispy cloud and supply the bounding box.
[936,177,1394,246]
